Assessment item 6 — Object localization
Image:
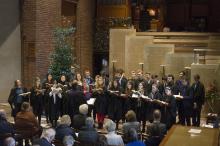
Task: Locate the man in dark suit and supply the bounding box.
[146,109,167,138]
[191,74,205,127]
[8,80,29,118]
[145,110,167,146]
[78,117,99,144]
[72,104,88,131]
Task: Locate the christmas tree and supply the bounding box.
[49,27,76,81]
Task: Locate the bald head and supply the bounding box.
[153,109,161,121]
[0,109,6,119]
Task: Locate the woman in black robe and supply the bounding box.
[122,81,135,112]
[107,79,123,129]
[30,77,44,124]
[42,73,53,123]
[75,72,83,91]
[93,76,107,129]
[135,82,149,132]
[49,81,62,127]
[58,74,69,116]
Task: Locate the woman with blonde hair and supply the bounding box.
[30,77,44,124]
[93,76,107,129]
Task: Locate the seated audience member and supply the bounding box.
[78,117,99,144]
[126,128,145,146]
[4,137,16,146]
[97,135,108,146]
[15,102,41,146]
[56,115,76,141]
[0,109,15,146]
[34,128,56,146]
[145,110,167,146]
[63,135,75,146]
[104,119,124,146]
[73,104,88,130]
[122,110,140,141]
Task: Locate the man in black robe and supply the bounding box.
[68,81,86,126]
[191,74,205,127]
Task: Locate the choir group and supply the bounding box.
[8,69,205,131]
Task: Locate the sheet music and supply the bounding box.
[174,95,183,99]
[87,98,96,105]
[132,93,139,98]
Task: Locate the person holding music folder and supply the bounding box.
[123,81,135,113]
[58,74,69,116]
[134,70,145,90]
[75,72,84,91]
[179,78,192,126]
[49,80,62,127]
[162,87,176,130]
[115,69,128,121]
[134,82,149,132]
[30,77,44,124]
[42,73,54,123]
[174,71,187,125]
[8,80,29,118]
[148,84,164,122]
[93,76,107,129]
[107,79,123,129]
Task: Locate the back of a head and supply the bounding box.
[21,102,30,112]
[104,119,116,132]
[60,115,71,126]
[153,109,161,121]
[127,128,138,142]
[0,109,6,120]
[4,137,15,146]
[85,117,94,128]
[125,110,137,122]
[42,128,56,142]
[63,135,75,146]
[79,104,88,115]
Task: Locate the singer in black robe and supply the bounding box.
[49,84,62,127]
[107,80,123,128]
[161,87,176,130]
[42,73,54,123]
[30,77,44,124]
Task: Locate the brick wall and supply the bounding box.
[21,0,37,87]
[35,0,61,80]
[76,0,95,74]
[21,0,95,87]
[21,0,61,87]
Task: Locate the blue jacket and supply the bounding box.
[0,117,15,146]
[55,124,76,141]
